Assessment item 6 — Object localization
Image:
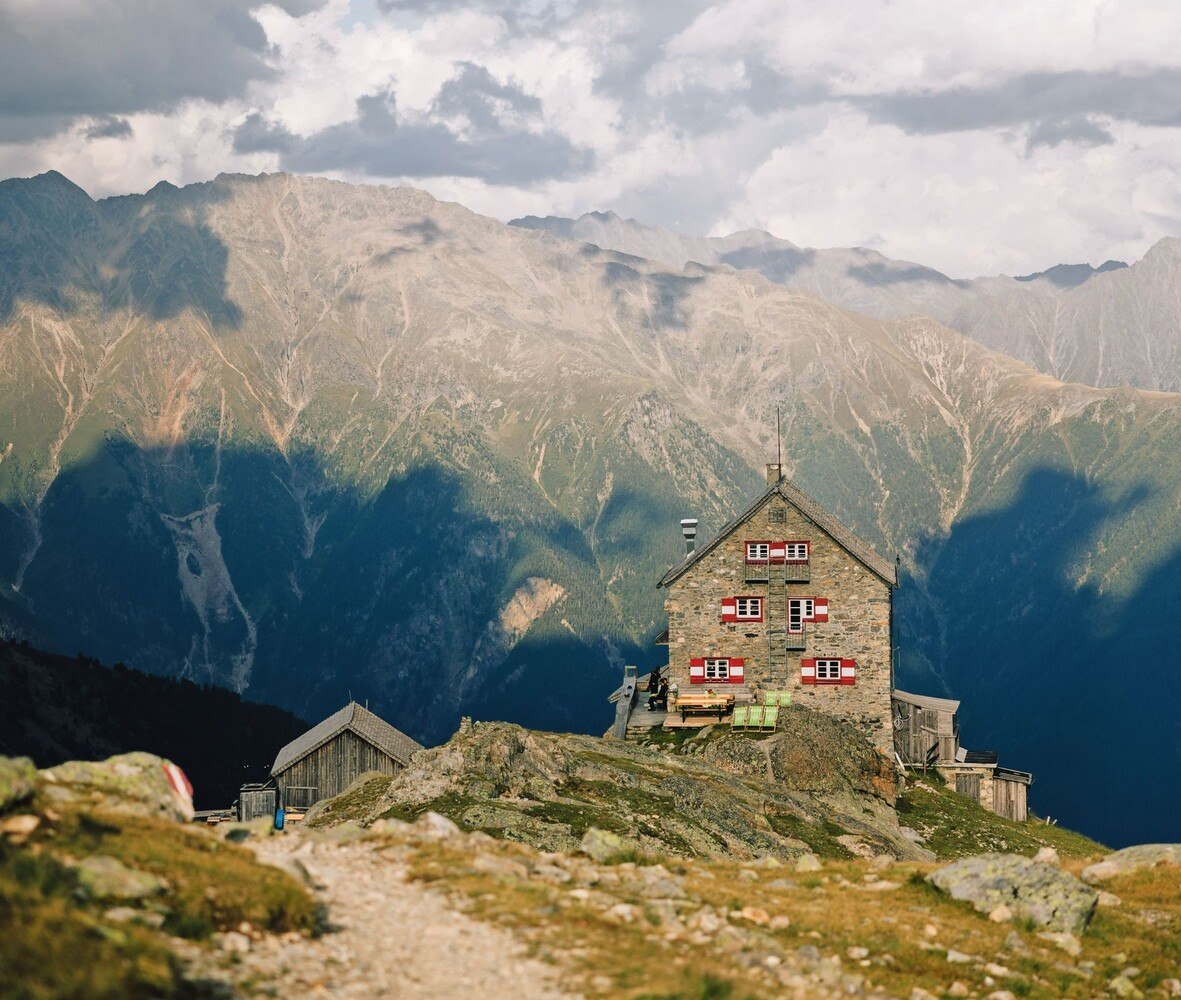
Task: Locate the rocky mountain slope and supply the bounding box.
[10,732,1179,1000]
[1,171,1179,844]
[512,211,1181,392]
[0,638,307,808]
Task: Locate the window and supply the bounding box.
[784,541,809,562]
[769,506,786,524]
[801,657,854,685]
[745,541,770,563]
[735,597,762,621]
[815,659,841,682]
[788,597,814,633]
[704,658,730,680]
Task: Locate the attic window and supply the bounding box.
[769,506,787,524]
[745,541,770,563]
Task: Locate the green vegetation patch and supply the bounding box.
[896,773,1106,860]
[306,773,394,829]
[43,810,317,940]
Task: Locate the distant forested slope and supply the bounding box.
[0,639,307,809]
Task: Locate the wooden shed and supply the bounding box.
[237,782,277,822]
[270,702,424,810]
[892,689,960,765]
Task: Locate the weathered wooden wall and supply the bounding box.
[238,787,276,822]
[275,730,401,806]
[993,777,1028,822]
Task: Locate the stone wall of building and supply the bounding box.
[663,489,894,753]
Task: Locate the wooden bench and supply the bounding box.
[674,691,735,723]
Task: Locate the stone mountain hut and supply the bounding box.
[269,701,424,810]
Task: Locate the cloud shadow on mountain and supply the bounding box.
[897,465,1179,847]
[847,261,971,288]
[0,172,242,326]
[599,260,705,330]
[717,246,817,283]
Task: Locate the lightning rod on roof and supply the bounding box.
[776,405,782,471]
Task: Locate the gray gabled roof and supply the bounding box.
[271,702,424,775]
[658,476,897,588]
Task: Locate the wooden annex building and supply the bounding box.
[267,701,423,811]
[893,689,1032,821]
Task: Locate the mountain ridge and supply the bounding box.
[510,209,1181,392]
[0,170,1178,844]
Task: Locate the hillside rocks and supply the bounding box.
[38,752,195,822]
[74,856,166,901]
[1082,844,1181,883]
[0,756,35,811]
[319,714,932,863]
[927,854,1097,933]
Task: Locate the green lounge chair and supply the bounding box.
[762,705,780,730]
[731,705,750,730]
[747,705,765,729]
[764,690,792,708]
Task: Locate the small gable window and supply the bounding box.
[745,541,770,563]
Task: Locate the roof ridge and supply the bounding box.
[657,476,897,588]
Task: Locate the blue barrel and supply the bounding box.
[274,805,285,831]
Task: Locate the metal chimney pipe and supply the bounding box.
[680,518,698,556]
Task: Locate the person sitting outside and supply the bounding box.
[648,675,670,711]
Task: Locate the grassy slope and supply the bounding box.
[396,820,1178,1000]
[0,785,317,999]
[896,772,1105,859]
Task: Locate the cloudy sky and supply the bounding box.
[3,0,1181,276]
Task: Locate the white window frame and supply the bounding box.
[745,541,770,562]
[788,597,815,633]
[815,659,841,682]
[784,542,809,562]
[704,658,730,680]
[735,597,762,620]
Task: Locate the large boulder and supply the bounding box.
[1082,844,1181,884]
[0,756,37,812]
[928,854,1097,933]
[39,752,194,822]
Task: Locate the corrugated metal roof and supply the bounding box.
[893,689,961,713]
[657,476,897,589]
[271,702,425,775]
[995,766,1033,784]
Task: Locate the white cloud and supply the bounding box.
[3,0,1181,276]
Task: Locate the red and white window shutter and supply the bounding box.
[813,599,829,622]
[729,658,745,684]
[689,657,705,683]
[800,657,816,684]
[721,598,737,623]
[840,658,856,685]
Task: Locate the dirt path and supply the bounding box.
[196,833,580,999]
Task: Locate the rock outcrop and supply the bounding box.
[318,713,932,862]
[37,752,194,822]
[1081,844,1181,883]
[927,854,1097,933]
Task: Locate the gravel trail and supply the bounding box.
[193,833,580,999]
